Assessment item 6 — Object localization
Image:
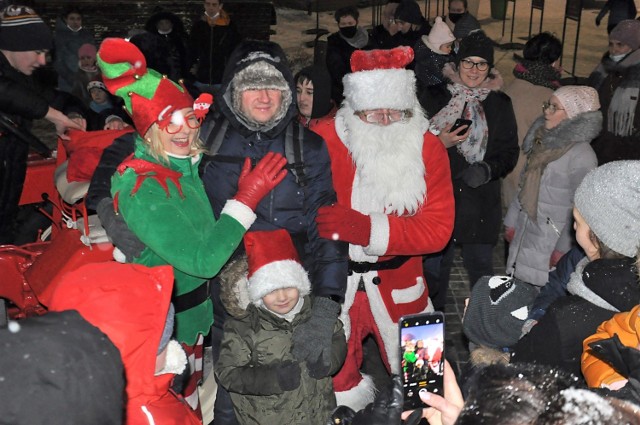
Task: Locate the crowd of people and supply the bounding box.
[1,0,640,424]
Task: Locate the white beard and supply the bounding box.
[336,104,429,217]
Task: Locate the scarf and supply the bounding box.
[518,125,576,220]
[341,26,369,49]
[205,9,230,27]
[430,63,503,163]
[512,57,561,90]
[606,50,640,137]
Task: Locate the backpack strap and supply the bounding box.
[285,120,308,187]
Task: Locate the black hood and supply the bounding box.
[0,310,124,424]
[144,10,186,36]
[217,40,297,139]
[295,65,333,119]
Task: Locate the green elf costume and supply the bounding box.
[96,37,287,416]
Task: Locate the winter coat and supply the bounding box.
[369,23,404,49]
[53,17,94,92]
[421,82,519,245]
[188,10,240,86]
[413,39,454,91]
[326,28,371,104]
[0,310,125,425]
[511,256,640,377]
[0,51,53,242]
[49,262,201,425]
[201,40,348,301]
[596,0,637,32]
[215,258,346,425]
[111,137,253,345]
[591,49,640,164]
[582,304,640,388]
[504,112,599,286]
[501,77,554,208]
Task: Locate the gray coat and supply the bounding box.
[505,111,600,286]
[215,257,347,425]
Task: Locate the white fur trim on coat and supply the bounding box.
[335,373,376,412]
[365,212,390,257]
[248,259,311,303]
[391,277,426,304]
[343,69,417,111]
[221,199,257,230]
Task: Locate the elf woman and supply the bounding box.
[96,37,287,416]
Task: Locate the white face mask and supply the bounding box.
[205,11,220,19]
[610,53,628,63]
[158,28,172,35]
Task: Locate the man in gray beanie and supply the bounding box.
[0,4,83,243]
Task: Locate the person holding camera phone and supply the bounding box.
[419,30,518,296]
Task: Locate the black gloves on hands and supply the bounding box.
[327,375,423,425]
[292,297,341,376]
[460,161,491,188]
[96,197,146,261]
[595,16,602,26]
[275,360,301,392]
[588,334,640,382]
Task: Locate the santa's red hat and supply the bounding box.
[343,46,417,111]
[244,229,311,304]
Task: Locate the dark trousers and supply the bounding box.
[210,281,239,425]
[0,138,28,244]
[423,240,455,311]
[461,243,495,288]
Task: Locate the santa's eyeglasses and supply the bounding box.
[164,114,202,134]
[355,109,413,124]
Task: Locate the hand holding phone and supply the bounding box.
[399,312,445,411]
[449,118,472,134]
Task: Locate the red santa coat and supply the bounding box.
[314,119,454,407]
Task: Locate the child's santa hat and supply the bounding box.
[244,229,311,304]
[343,46,418,111]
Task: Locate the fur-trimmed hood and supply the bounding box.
[219,255,252,318]
[217,40,297,139]
[522,110,603,153]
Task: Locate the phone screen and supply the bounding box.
[399,312,445,410]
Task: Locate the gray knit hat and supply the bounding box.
[463,276,538,348]
[574,161,640,258]
[609,20,640,51]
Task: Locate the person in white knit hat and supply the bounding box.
[504,85,601,287]
[414,16,456,90]
[312,46,455,410]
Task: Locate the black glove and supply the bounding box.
[308,352,332,379]
[292,297,341,369]
[595,16,602,26]
[275,360,301,391]
[351,375,405,425]
[96,197,146,261]
[588,334,640,381]
[460,161,491,188]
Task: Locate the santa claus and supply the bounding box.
[313,46,455,410]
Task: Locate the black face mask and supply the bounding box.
[339,26,358,38]
[449,12,464,23]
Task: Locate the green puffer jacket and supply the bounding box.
[215,258,346,425]
[111,136,255,345]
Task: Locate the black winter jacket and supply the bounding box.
[201,41,348,300]
[420,82,519,244]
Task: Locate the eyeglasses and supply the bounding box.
[460,59,490,71]
[356,109,413,124]
[542,101,564,114]
[165,113,202,134]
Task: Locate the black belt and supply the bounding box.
[348,256,411,275]
[173,281,210,313]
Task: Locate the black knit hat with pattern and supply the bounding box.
[457,30,494,66]
[0,5,53,52]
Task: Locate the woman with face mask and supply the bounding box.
[326,6,371,105]
[589,20,640,165]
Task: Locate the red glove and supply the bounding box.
[549,249,564,268]
[234,152,288,210]
[316,204,371,246]
[504,226,515,243]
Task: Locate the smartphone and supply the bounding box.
[399,312,445,411]
[450,118,472,134]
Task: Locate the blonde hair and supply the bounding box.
[143,122,204,164]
